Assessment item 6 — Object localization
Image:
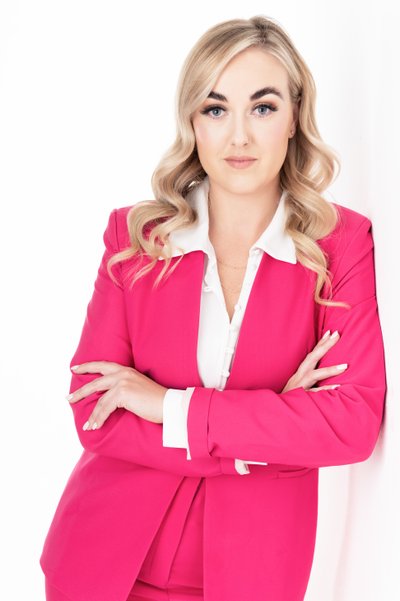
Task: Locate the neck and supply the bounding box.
[207,180,282,246]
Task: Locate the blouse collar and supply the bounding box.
[158,175,297,264]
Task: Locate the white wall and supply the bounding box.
[0,1,398,599]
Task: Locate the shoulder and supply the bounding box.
[336,201,371,227]
[318,201,374,277]
[107,202,169,251]
[319,201,372,251]
[114,205,134,249]
[105,204,142,250]
[100,205,132,251]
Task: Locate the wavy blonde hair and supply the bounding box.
[108,14,349,309]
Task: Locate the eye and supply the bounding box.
[200,105,224,118]
[255,103,277,116]
[200,103,278,119]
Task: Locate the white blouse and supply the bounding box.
[160,176,297,474]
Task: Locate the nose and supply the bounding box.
[229,113,251,146]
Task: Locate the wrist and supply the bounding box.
[158,386,168,423]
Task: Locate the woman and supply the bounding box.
[40,15,386,601]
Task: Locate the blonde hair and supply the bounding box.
[108,14,349,309]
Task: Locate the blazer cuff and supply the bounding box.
[186,387,271,473]
[183,387,195,460]
[187,386,214,460]
[220,457,246,475]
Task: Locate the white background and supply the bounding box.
[0,1,398,599]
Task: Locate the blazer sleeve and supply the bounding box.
[186,216,387,469]
[67,208,239,477]
[163,388,258,474]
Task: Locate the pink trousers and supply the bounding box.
[45,579,203,601]
[45,478,205,601]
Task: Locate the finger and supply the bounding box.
[82,390,117,431]
[300,330,341,372]
[313,330,340,355]
[296,363,347,391]
[67,373,115,404]
[311,363,348,382]
[309,384,341,391]
[70,361,124,375]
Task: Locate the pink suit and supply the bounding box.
[39,199,386,601]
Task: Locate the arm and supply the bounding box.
[68,208,239,477]
[163,388,268,474]
[186,217,387,468]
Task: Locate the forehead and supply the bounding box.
[215,48,289,97]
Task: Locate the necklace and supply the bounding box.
[216,258,247,269]
[217,259,247,294]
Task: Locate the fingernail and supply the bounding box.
[336,363,348,370]
[330,330,339,339]
[66,393,74,401]
[92,422,98,430]
[322,330,331,340]
[331,384,341,388]
[71,365,80,371]
[82,421,90,430]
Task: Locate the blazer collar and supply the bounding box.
[158,175,297,264]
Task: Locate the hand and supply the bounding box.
[281,329,347,393]
[66,361,168,429]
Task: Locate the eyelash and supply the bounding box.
[200,103,278,119]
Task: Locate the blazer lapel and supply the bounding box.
[128,251,206,389]
[225,252,317,392]
[174,251,206,387]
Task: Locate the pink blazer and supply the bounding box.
[39,201,387,601]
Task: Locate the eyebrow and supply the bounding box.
[207,86,284,102]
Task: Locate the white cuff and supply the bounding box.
[235,459,250,474]
[162,389,188,448]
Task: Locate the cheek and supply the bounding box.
[276,118,291,138]
[193,121,220,148]
[257,119,289,147]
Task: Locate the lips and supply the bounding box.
[224,157,257,169]
[225,156,256,161]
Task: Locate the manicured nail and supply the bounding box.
[66,393,74,401]
[92,422,98,430]
[336,363,348,370]
[71,365,80,371]
[330,330,339,339]
[82,421,90,430]
[322,330,331,340]
[331,384,341,388]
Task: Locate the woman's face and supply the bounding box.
[192,47,298,196]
